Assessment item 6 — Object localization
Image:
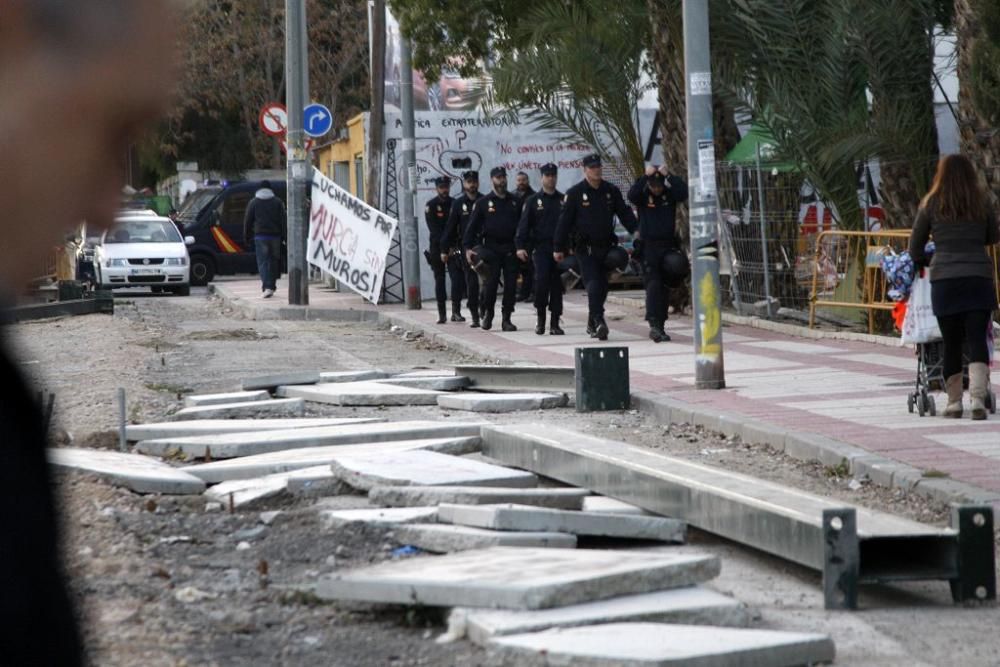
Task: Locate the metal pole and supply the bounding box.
[117,387,127,452]
[399,36,422,309]
[755,144,773,319]
[683,0,725,389]
[285,0,309,305]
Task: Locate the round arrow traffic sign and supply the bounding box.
[259,102,288,137]
[303,103,333,138]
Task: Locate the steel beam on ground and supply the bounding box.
[454,365,574,393]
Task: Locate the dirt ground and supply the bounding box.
[4,289,999,666]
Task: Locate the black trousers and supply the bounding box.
[578,245,610,321]
[431,255,466,310]
[936,309,992,378]
[640,242,673,326]
[482,250,519,316]
[533,245,563,315]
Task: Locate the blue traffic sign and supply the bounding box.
[303,103,333,138]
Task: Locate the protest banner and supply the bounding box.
[307,168,398,304]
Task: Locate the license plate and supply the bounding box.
[131,268,160,275]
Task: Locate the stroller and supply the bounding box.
[907,339,996,417]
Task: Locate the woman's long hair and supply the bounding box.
[920,154,988,222]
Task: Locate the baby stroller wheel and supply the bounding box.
[925,394,936,416]
[917,393,926,417]
[989,390,997,415]
[907,394,915,414]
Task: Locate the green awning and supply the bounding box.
[724,124,798,172]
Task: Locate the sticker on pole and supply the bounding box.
[303,103,333,138]
[697,139,717,201]
[308,168,398,304]
[689,72,712,96]
[259,103,288,137]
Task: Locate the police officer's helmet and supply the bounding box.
[604,246,630,272]
[661,248,690,287]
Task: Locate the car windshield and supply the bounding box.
[177,188,221,223]
[106,219,182,244]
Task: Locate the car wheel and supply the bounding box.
[172,285,191,297]
[189,254,215,286]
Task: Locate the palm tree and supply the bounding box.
[956,0,1000,204]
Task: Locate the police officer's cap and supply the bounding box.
[434,175,451,187]
[540,163,558,175]
[462,170,479,181]
[582,153,602,168]
[648,171,666,186]
[490,166,507,178]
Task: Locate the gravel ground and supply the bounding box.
[3,289,999,666]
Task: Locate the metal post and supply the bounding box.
[755,144,773,319]
[285,0,310,305]
[399,36,422,309]
[117,387,127,452]
[683,1,725,389]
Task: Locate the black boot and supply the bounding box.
[586,317,597,338]
[534,309,546,335]
[649,324,671,343]
[481,311,494,330]
[451,306,466,322]
[470,314,480,328]
[436,303,447,324]
[549,313,564,335]
[502,313,518,332]
[595,317,609,341]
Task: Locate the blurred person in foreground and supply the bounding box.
[0,1,178,663]
[909,154,1000,420]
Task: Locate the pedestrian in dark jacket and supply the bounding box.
[243,180,287,298]
[909,154,1000,420]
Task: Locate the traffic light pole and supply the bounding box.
[399,36,422,309]
[285,0,310,305]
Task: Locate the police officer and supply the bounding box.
[424,175,464,324]
[628,165,689,342]
[517,163,565,336]
[464,166,521,331]
[513,171,536,303]
[553,153,637,340]
[442,170,484,327]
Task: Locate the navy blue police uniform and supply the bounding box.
[442,171,484,326]
[424,176,465,322]
[517,163,564,335]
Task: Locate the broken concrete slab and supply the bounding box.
[204,465,332,509]
[393,524,576,552]
[454,365,574,393]
[242,371,321,391]
[184,437,481,483]
[393,369,456,378]
[170,398,305,421]
[452,587,749,645]
[313,547,720,609]
[437,504,685,542]
[183,390,270,407]
[319,370,389,383]
[277,381,443,406]
[136,420,486,460]
[320,506,438,530]
[369,486,589,510]
[375,376,471,391]
[582,496,652,515]
[437,392,568,413]
[48,447,205,495]
[486,623,835,666]
[330,450,537,491]
[126,418,375,442]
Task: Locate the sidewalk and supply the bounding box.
[210,277,1000,505]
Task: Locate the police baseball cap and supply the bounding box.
[490,166,507,178]
[434,175,451,187]
[540,163,558,175]
[462,170,479,181]
[582,153,602,168]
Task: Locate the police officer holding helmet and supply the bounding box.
[628,165,689,342]
[553,153,637,340]
[443,170,484,327]
[464,166,521,331]
[517,162,565,335]
[424,175,464,324]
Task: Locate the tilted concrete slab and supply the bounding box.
[393,524,576,552]
[375,376,471,391]
[452,587,750,645]
[320,506,439,530]
[369,486,589,510]
[183,437,481,483]
[242,371,321,391]
[319,370,389,383]
[204,465,332,509]
[125,418,375,442]
[331,450,537,491]
[437,503,685,542]
[48,448,205,495]
[312,547,721,609]
[582,496,652,515]
[454,365,574,393]
[437,392,568,413]
[393,369,457,378]
[277,381,443,406]
[487,622,835,666]
[183,390,269,407]
[170,398,305,421]
[135,420,486,460]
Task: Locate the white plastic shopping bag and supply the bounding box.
[900,269,941,344]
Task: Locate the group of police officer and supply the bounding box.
[424,153,689,342]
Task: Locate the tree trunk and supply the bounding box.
[957,0,1000,205]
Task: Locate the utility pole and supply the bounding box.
[399,36,422,309]
[682,1,725,389]
[285,0,310,305]
[365,0,386,208]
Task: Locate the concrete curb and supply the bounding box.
[209,283,1000,509]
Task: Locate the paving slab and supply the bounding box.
[204,465,332,509]
[319,370,389,383]
[582,496,652,515]
[170,398,305,420]
[277,381,443,406]
[183,390,270,407]
[437,504,685,542]
[320,506,439,530]
[369,486,589,510]
[394,524,576,552]
[136,420,486,460]
[242,371,321,391]
[375,376,471,391]
[48,448,206,495]
[331,450,537,491]
[125,418,375,442]
[393,369,457,378]
[313,547,721,609]
[487,622,835,666]
[452,587,749,645]
[437,392,568,412]
[183,437,481,483]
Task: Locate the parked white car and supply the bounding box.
[94,213,193,295]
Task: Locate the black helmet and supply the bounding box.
[604,246,629,272]
[471,245,498,280]
[557,255,580,274]
[661,248,690,287]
